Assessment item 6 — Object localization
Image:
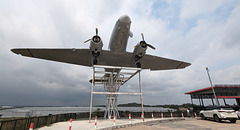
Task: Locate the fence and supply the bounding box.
[0,113,79,130]
[0,111,195,130]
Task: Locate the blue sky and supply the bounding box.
[1,0,240,106]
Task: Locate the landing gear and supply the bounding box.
[93,59,98,65]
[134,55,140,61]
[92,52,100,58]
[136,62,141,68]
[92,52,100,65]
[134,55,142,68]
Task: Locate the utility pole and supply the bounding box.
[206,67,220,106]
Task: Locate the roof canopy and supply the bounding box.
[185,85,240,99]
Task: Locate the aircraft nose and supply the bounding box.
[119,14,131,23]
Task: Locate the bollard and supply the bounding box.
[194,112,197,118]
[141,113,143,121]
[114,115,116,126]
[129,114,131,123]
[152,113,154,119]
[95,116,97,129]
[170,112,173,118]
[29,123,34,130]
[181,112,184,118]
[161,112,163,119]
[69,118,72,130]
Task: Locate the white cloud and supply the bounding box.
[180,0,228,21]
[1,0,240,106]
[223,4,240,47]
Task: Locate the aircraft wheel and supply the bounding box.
[93,59,97,65]
[136,62,141,68]
[134,55,140,61]
[92,52,100,58]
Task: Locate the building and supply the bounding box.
[185,85,240,112]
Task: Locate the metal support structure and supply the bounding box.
[236,98,240,106]
[89,65,144,121]
[201,96,204,107]
[206,67,220,106]
[139,71,144,121]
[191,96,194,107]
[89,67,95,122]
[211,97,215,106]
[223,98,227,106]
[199,98,202,106]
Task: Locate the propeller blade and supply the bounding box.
[96,28,98,35]
[147,44,156,50]
[84,39,91,43]
[141,33,145,41]
[84,28,99,43]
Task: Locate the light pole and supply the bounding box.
[206,67,220,106]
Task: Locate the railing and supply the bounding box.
[0,113,80,130]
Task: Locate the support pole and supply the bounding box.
[211,97,215,106]
[206,67,220,106]
[223,98,227,106]
[190,95,194,107]
[201,96,204,107]
[139,70,144,121]
[89,67,95,122]
[236,98,240,106]
[199,97,202,106]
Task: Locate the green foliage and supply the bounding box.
[117,102,194,110]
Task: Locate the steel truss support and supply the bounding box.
[89,65,144,122]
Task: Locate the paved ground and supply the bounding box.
[37,118,180,130]
[37,118,240,130]
[121,118,240,130]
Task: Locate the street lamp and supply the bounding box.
[206,67,220,106]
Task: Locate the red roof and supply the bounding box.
[185,85,240,94]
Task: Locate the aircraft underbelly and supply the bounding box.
[109,18,131,53]
[98,52,134,67]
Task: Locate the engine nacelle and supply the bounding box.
[133,41,147,62]
[90,35,103,58]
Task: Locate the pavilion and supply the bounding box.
[185,85,240,112]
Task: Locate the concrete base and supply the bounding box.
[39,118,185,130]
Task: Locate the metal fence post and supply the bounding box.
[0,121,3,130]
[13,120,17,130]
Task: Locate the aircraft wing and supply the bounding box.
[11,48,190,70]
[97,51,191,70]
[141,54,191,70]
[11,48,92,66]
[98,52,191,70]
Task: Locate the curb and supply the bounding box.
[99,118,185,130]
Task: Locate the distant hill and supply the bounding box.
[96,102,193,110]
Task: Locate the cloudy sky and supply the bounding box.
[1,0,240,107]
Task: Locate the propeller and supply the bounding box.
[96,28,98,35]
[141,33,156,50]
[84,28,99,43]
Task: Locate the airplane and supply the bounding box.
[11,14,190,70]
[11,14,191,119]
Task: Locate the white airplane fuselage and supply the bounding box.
[108,15,131,53]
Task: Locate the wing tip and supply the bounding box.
[178,62,191,69]
[11,48,26,56]
[11,49,18,54]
